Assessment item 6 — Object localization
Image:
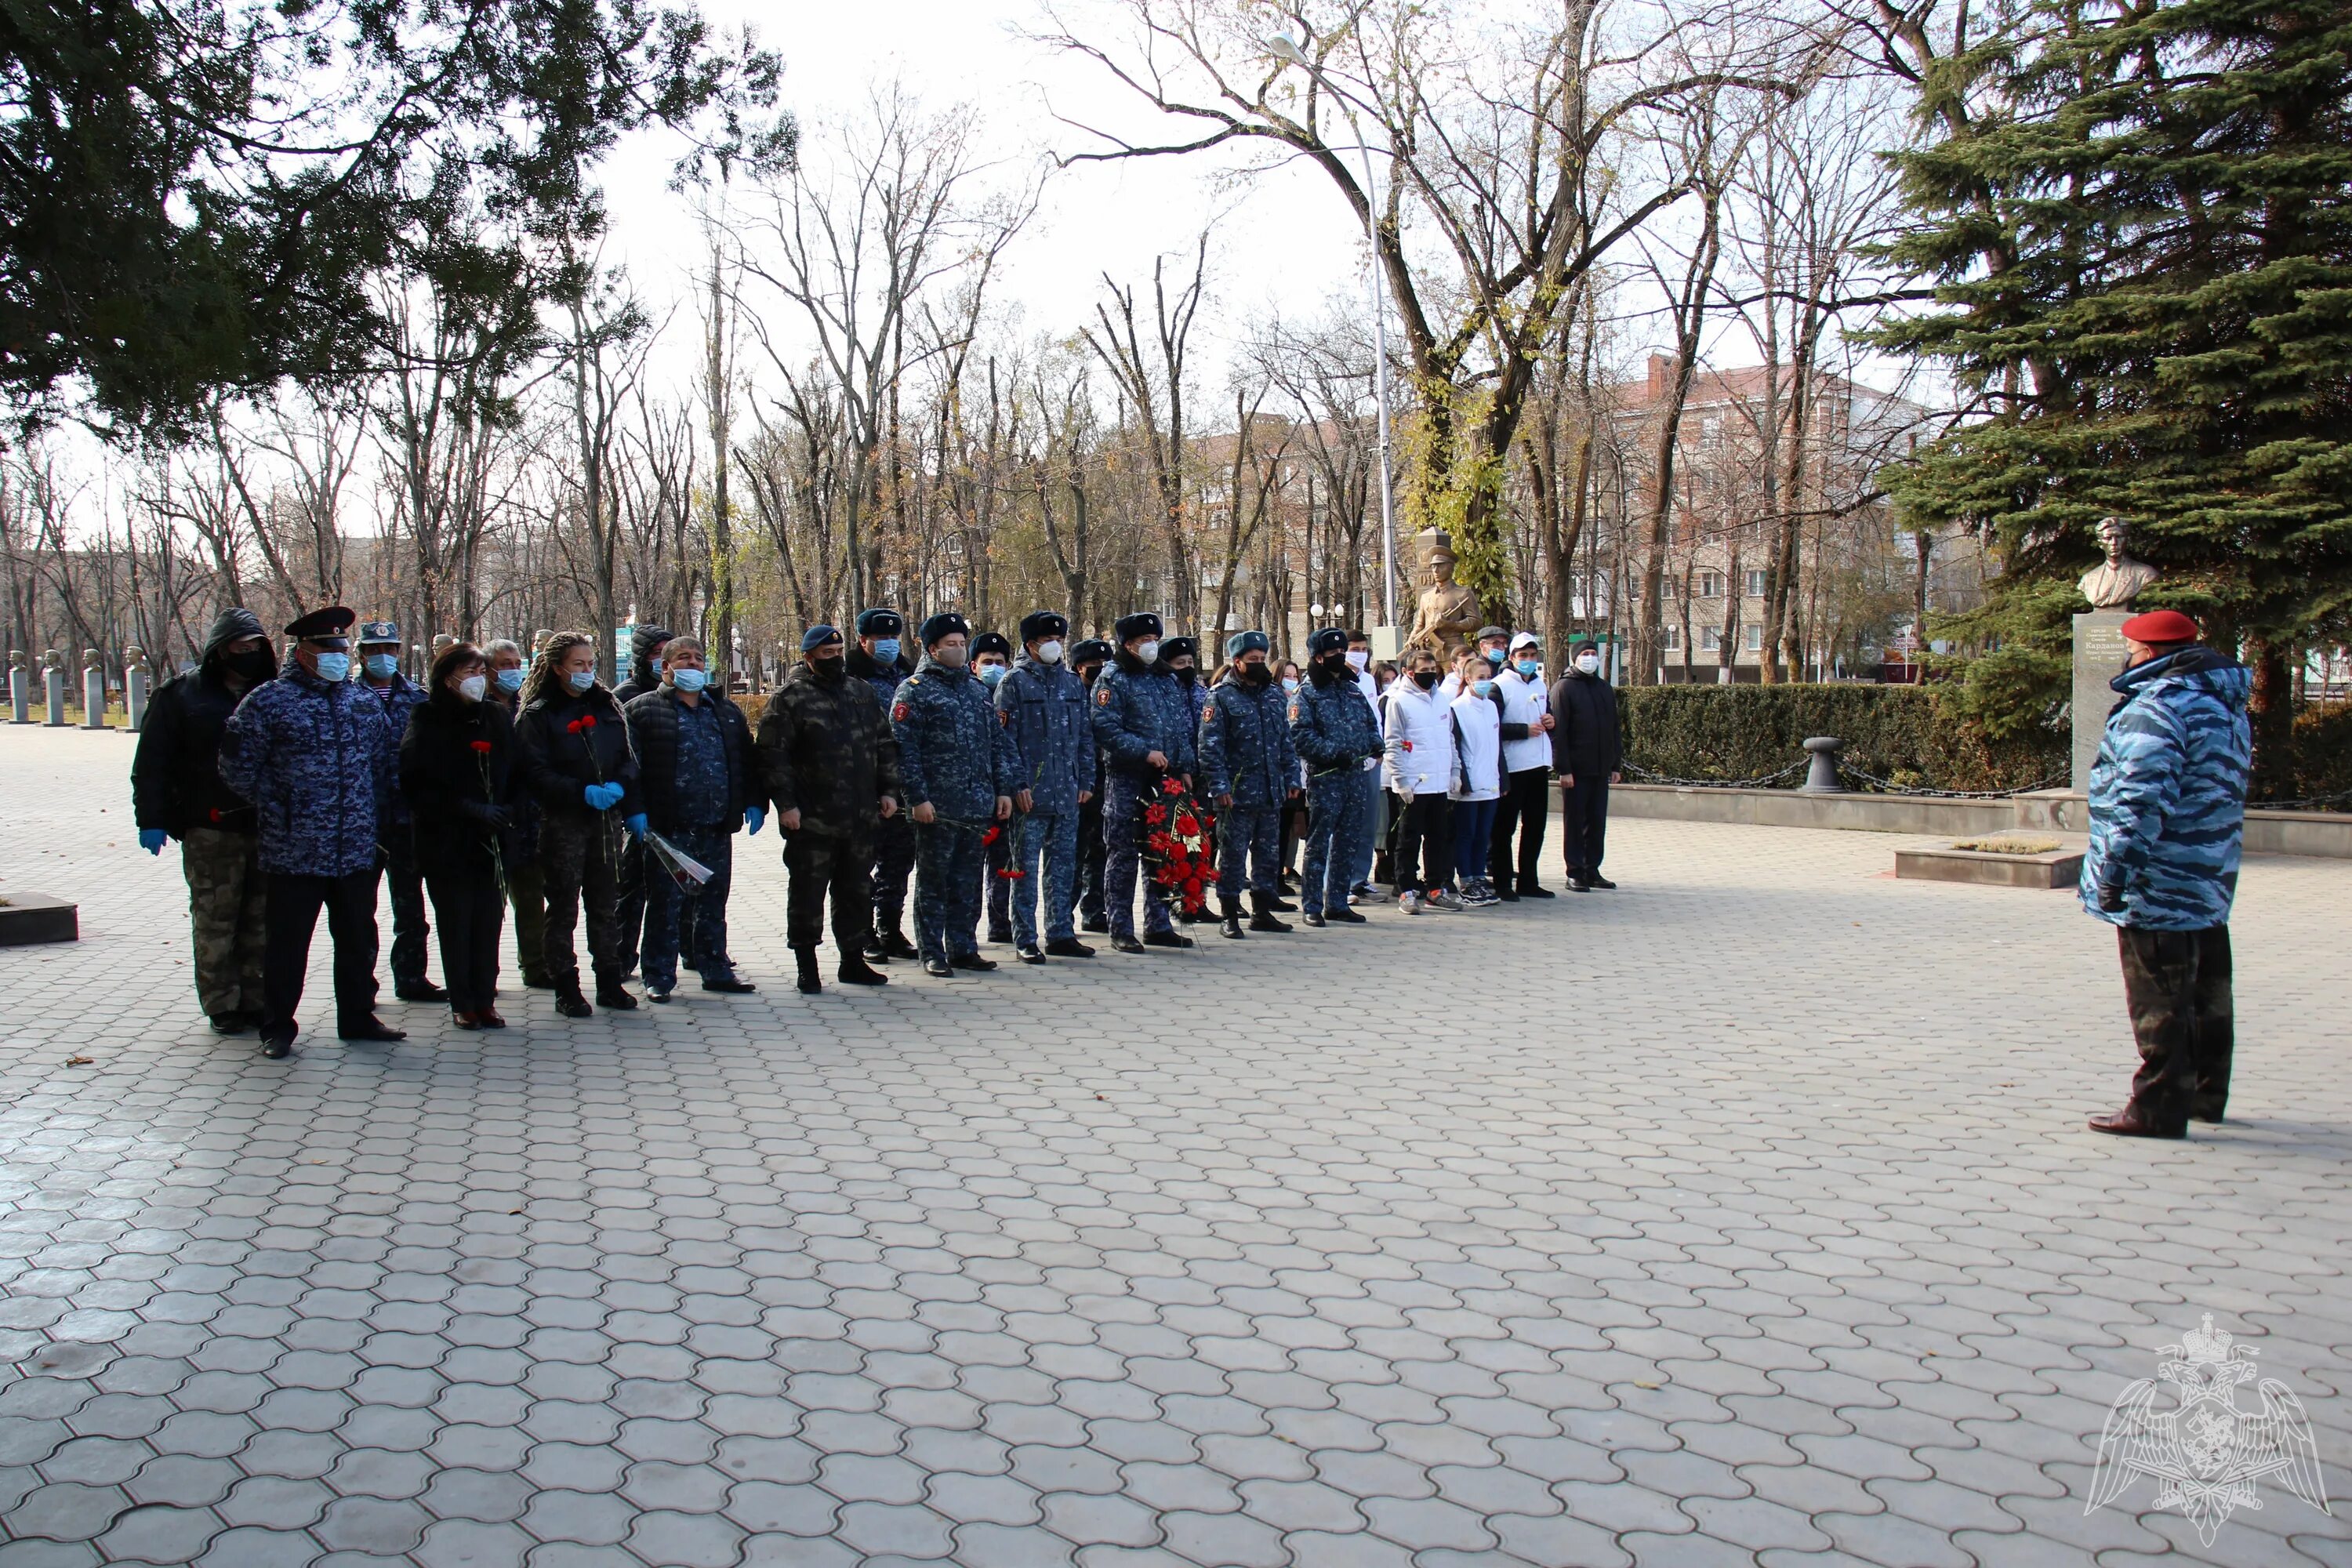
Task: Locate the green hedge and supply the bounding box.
[1619,684,2069,794]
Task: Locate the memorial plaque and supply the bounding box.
[2072,610,2129,788]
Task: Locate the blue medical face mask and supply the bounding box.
[1472,679,1496,697]
[670,667,707,694]
[565,669,595,695]
[494,666,524,692]
[651,658,664,675]
[873,638,900,664]
[978,662,1007,686]
[1514,659,1540,678]
[312,652,350,682]
[363,652,398,680]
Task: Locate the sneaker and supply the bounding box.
[1426,888,1465,913]
[1398,891,1421,915]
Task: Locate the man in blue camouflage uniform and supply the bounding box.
[357,619,440,1000]
[1288,626,1382,927]
[1070,639,1113,931]
[1159,637,1217,926]
[891,613,1018,978]
[2080,608,2252,1139]
[849,608,920,963]
[219,607,407,1057]
[971,630,1018,942]
[1090,612,1199,953]
[995,611,1098,964]
[1199,630,1299,941]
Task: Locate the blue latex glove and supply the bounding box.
[583,782,622,811]
[624,813,648,840]
[139,829,168,855]
[745,805,766,836]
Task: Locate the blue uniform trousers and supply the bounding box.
[913,819,987,962]
[1350,768,1381,889]
[1301,768,1372,916]
[985,818,1013,938]
[1215,806,1282,902]
[1008,811,1080,946]
[1102,773,1175,938]
[641,828,733,993]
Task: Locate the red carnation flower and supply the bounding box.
[1160,778,1182,795]
[580,714,596,729]
[1174,814,1199,836]
[566,718,584,733]
[470,739,492,753]
[1144,804,1168,826]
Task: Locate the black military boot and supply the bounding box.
[593,977,638,1011]
[554,982,593,1018]
[881,927,920,960]
[861,931,890,963]
[1249,892,1293,934]
[794,947,822,995]
[837,952,888,985]
[1142,929,1194,950]
[1110,933,1146,954]
[1218,898,1247,940]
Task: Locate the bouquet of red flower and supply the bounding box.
[1139,775,1216,916]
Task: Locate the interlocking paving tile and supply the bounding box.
[2,725,2348,1564]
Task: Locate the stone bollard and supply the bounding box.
[8,650,27,724]
[81,648,107,729]
[125,646,151,732]
[1798,735,1846,794]
[43,650,67,725]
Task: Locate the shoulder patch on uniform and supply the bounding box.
[891,702,910,724]
[1095,686,1114,706]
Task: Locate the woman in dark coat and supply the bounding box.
[513,631,644,1017]
[399,642,519,1029]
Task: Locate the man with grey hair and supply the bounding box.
[483,637,550,986]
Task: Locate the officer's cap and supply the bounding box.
[971,630,1012,659]
[855,608,904,638]
[1018,611,1069,644]
[1113,612,1163,646]
[357,619,401,647]
[1307,627,1348,658]
[800,624,844,653]
[1226,630,1271,659]
[1161,637,1196,664]
[917,612,970,648]
[286,606,356,645]
[1068,638,1113,667]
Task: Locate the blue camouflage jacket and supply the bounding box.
[995,655,1097,816]
[1288,666,1382,778]
[2081,645,2252,931]
[891,657,1018,820]
[362,673,430,825]
[219,659,395,877]
[1200,672,1299,811]
[1090,652,1199,780]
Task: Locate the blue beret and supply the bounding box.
[1226,630,1270,659]
[801,625,844,652]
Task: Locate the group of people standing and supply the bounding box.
[132,601,1625,1057]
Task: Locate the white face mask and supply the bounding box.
[1345,649,1369,671]
[457,673,488,702]
[1038,640,1064,664]
[1136,639,1160,663]
[1575,653,1602,674]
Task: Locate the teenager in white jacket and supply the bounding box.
[1382,648,1461,911]
[1490,631,1556,898]
[1448,655,1504,906]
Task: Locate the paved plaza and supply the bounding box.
[0,724,2346,1567]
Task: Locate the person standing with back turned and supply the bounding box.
[1549,637,1621,891]
[2080,608,2252,1138]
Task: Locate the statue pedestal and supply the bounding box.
[2072,611,2129,788]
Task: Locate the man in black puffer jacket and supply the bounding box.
[611,622,674,974]
[131,607,279,1034]
[622,634,761,1001]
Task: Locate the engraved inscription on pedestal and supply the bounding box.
[2073,611,2129,789]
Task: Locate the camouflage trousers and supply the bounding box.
[1214,805,1282,903]
[539,815,626,987]
[182,827,267,1018]
[912,819,987,964]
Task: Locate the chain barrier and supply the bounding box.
[1834,764,2071,800]
[1622,760,1808,789]
[2248,786,2352,811]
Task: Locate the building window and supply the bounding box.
[1661,626,1681,651]
[1700,626,1722,652]
[1697,572,1724,599]
[1746,569,1766,597]
[1744,624,1764,652]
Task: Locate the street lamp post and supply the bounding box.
[1268,36,1400,637]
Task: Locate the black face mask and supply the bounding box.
[812,655,846,680]
[1315,652,1347,678]
[224,647,276,684]
[1239,662,1272,687]
[1411,670,1440,690]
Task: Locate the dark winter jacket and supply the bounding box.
[847,644,913,746]
[360,672,430,825]
[757,662,903,838]
[515,687,641,822]
[1548,669,1622,778]
[488,688,543,862]
[622,686,757,833]
[2082,644,2252,931]
[132,610,270,838]
[1200,670,1299,811]
[400,691,520,880]
[613,624,674,706]
[891,656,1018,819]
[1287,663,1382,777]
[1090,651,1200,780]
[218,657,396,877]
[994,655,1096,817]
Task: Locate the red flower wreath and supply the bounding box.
[1137,776,1215,916]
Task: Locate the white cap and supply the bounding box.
[1508,631,1541,652]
